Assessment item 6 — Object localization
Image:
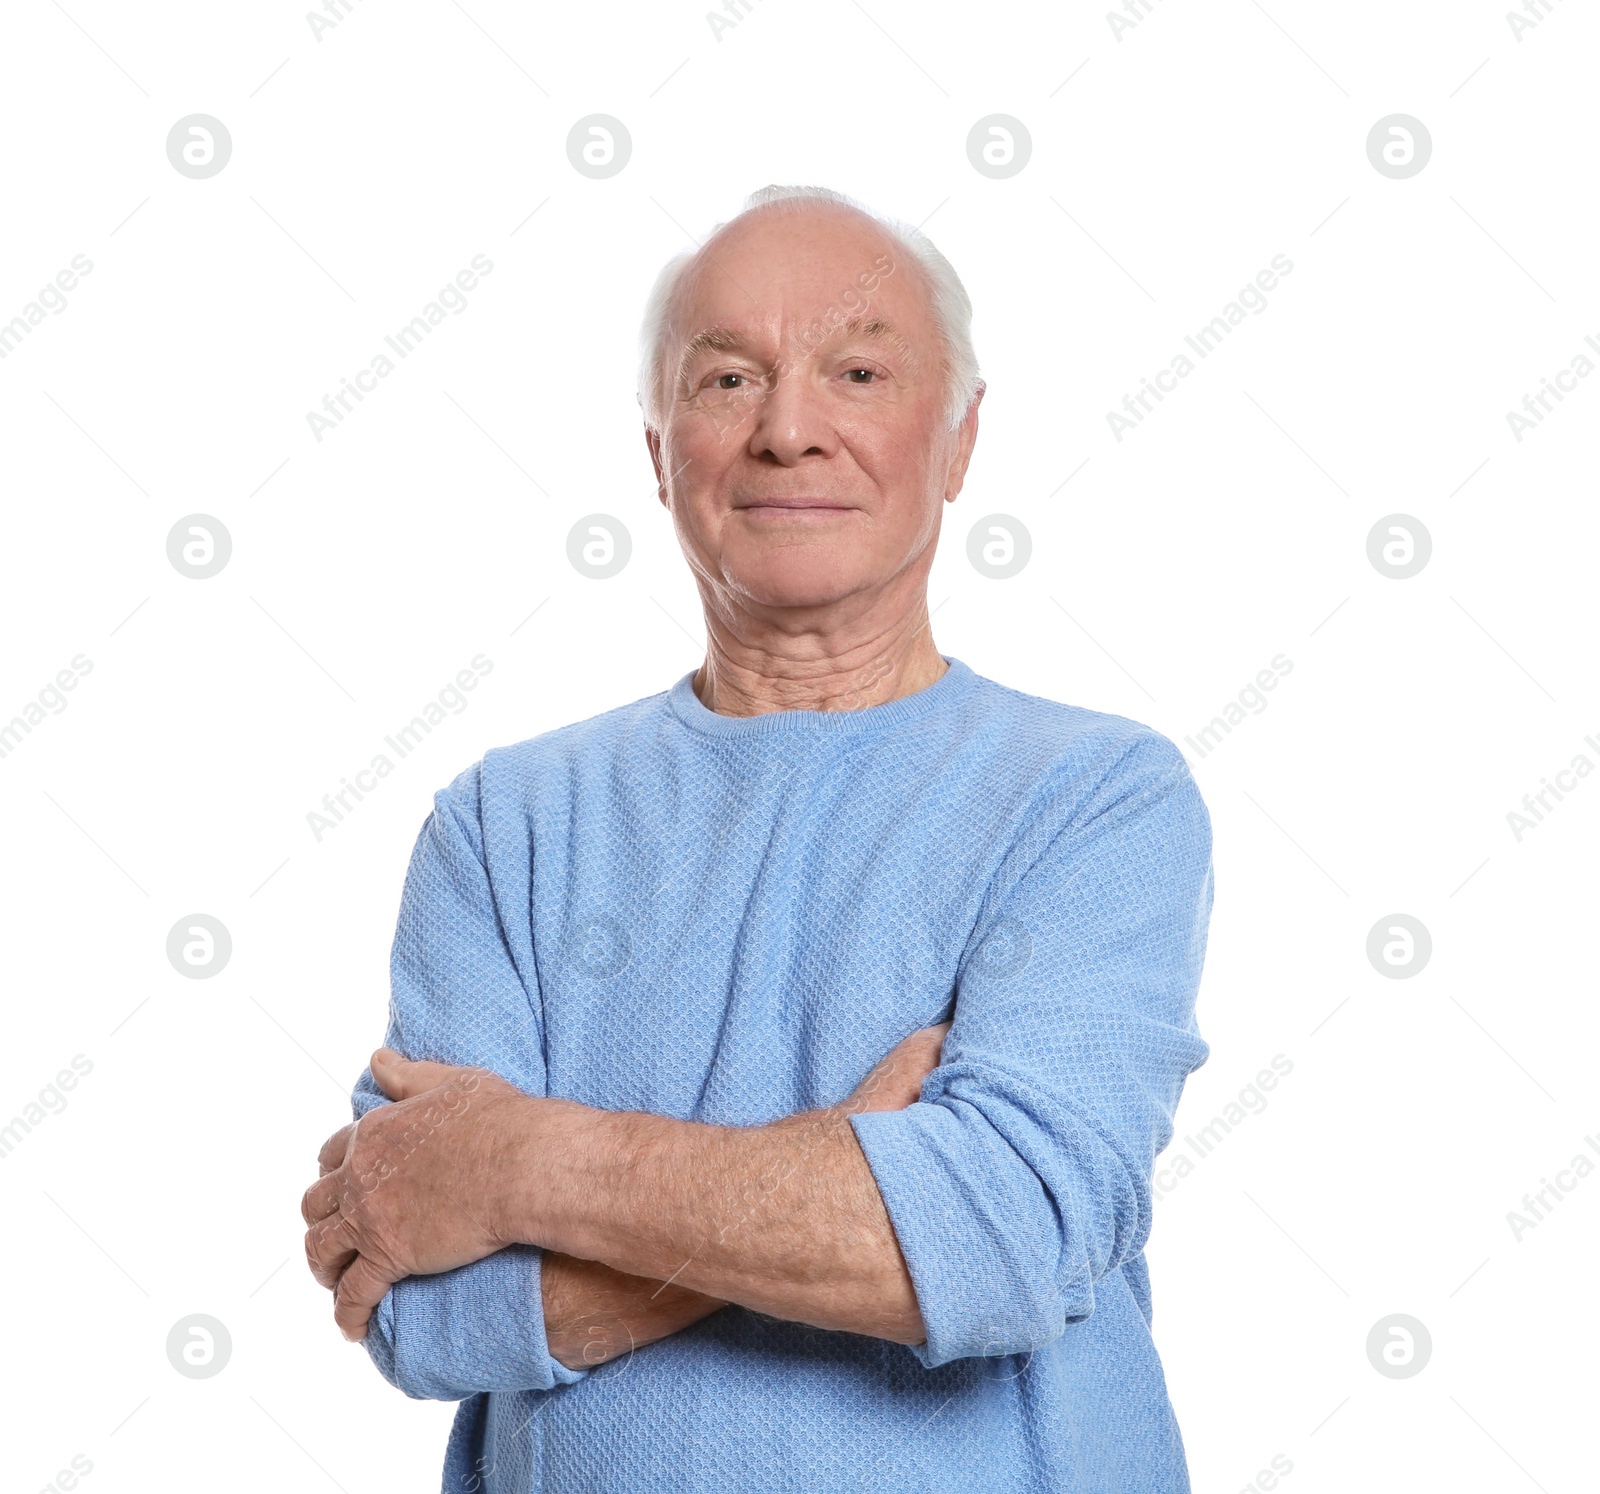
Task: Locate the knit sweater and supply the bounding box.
[350,655,1214,1493]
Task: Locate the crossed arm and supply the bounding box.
[303,1023,948,1367]
[303,736,1212,1388]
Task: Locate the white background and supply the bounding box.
[2,0,1596,1490]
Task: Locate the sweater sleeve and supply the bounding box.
[849,730,1213,1368]
[351,763,587,1401]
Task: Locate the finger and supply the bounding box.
[305,1210,360,1292]
[370,1047,469,1102]
[301,1175,342,1227]
[318,1125,354,1176]
[864,1021,952,1104]
[334,1252,397,1341]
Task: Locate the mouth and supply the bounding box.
[733,497,856,517]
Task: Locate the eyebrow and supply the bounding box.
[675,315,920,383]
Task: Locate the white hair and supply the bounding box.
[637,184,982,434]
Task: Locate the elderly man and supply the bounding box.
[302,184,1214,1493]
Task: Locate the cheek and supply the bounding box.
[664,422,755,526]
[866,434,954,544]
[669,406,749,473]
[658,446,731,554]
[843,407,941,488]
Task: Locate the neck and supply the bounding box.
[692,607,946,718]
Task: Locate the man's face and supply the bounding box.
[646,205,980,615]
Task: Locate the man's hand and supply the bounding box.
[542,1254,726,1369]
[842,1021,950,1115]
[305,1021,950,1351]
[302,1051,536,1340]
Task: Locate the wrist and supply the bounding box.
[497,1095,601,1249]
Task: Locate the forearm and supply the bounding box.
[541,1251,726,1368]
[510,1099,924,1344]
[315,1025,943,1356]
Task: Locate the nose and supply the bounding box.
[747,359,839,465]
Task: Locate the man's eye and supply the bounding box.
[714,373,746,390]
[844,368,877,383]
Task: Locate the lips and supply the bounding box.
[734,497,854,511]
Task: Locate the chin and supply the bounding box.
[728,550,871,609]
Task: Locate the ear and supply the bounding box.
[644,426,669,508]
[943,382,985,503]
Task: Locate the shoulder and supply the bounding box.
[429,683,676,828]
[961,668,1208,843]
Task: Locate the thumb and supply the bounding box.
[369,1047,470,1102]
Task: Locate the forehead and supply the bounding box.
[670,204,934,346]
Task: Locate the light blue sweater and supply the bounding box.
[351,657,1214,1493]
